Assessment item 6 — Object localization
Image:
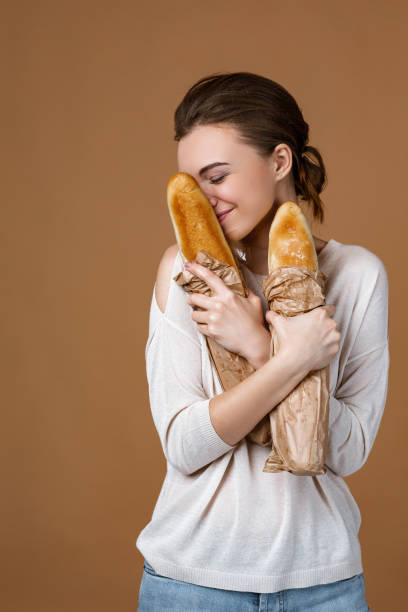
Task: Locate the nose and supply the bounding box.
[207,194,218,209]
[199,180,218,209]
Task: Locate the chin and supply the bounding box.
[224,227,252,252]
[224,227,245,243]
[230,223,259,243]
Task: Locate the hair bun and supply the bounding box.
[296,144,327,223]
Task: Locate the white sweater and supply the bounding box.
[136,238,389,593]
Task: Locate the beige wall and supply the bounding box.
[2,1,407,609]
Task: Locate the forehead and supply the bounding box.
[177,124,247,172]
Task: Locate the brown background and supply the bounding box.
[2,1,407,610]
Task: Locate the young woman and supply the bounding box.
[136,72,388,611]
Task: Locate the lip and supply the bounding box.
[216,208,234,222]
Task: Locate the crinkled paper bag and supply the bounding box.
[173,250,256,391]
[247,266,330,476]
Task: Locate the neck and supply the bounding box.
[238,205,278,275]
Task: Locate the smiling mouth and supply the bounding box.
[216,209,234,222]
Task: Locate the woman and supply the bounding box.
[137,72,388,610]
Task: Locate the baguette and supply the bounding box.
[167,172,255,390]
[167,172,240,275]
[256,200,330,475]
[268,200,317,272]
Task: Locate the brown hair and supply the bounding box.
[174,71,327,224]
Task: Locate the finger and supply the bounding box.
[191,308,210,324]
[185,261,230,295]
[187,292,212,310]
[196,322,212,336]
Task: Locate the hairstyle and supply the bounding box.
[174,71,327,228]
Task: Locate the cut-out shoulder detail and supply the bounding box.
[155,244,179,314]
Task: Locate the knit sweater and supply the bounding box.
[136,238,389,593]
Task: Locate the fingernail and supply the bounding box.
[184,262,192,269]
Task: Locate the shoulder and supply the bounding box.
[329,240,388,283]
[155,244,180,313]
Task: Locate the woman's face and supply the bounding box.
[177,124,287,245]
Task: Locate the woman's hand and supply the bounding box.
[266,304,341,372]
[184,261,270,369]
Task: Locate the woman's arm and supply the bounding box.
[323,253,389,477]
[325,343,389,477]
[153,247,340,464]
[209,350,310,446]
[182,258,340,447]
[209,303,340,446]
[241,326,271,370]
[152,281,315,467]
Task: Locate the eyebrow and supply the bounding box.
[198,162,230,177]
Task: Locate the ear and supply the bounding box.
[270,143,293,180]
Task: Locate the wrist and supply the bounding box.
[244,326,271,370]
[275,347,311,380]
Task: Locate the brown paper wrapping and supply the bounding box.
[248,266,330,475]
[173,250,256,391]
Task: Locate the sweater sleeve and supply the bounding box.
[325,252,390,477]
[145,282,237,476]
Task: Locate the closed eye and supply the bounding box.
[209,174,227,184]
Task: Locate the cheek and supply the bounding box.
[248,168,274,197]
[251,179,275,215]
[213,173,273,216]
[213,178,241,204]
[235,176,273,215]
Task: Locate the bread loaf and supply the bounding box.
[167,172,255,390]
[167,172,240,275]
[268,201,317,271]
[254,200,330,475]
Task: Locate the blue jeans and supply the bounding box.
[138,560,370,611]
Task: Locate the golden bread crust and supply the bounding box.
[268,201,318,272]
[167,172,238,272]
